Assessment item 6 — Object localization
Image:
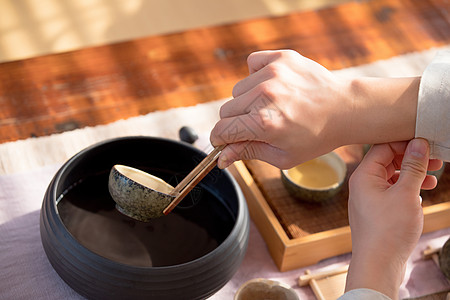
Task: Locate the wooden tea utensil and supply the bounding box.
[163,144,225,215]
[298,265,349,300]
[423,245,441,266]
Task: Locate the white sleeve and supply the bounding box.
[338,288,392,300]
[415,50,450,162]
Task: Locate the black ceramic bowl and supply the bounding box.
[40,136,249,300]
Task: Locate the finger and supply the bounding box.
[396,138,430,195]
[232,66,272,98]
[210,114,267,146]
[361,142,406,171]
[428,159,443,171]
[386,140,410,154]
[220,87,265,119]
[388,150,441,173]
[354,144,398,190]
[388,170,400,185]
[421,175,438,190]
[385,141,418,170]
[217,142,262,169]
[247,50,284,74]
[235,49,305,97]
[219,97,251,119]
[217,141,287,169]
[388,171,437,190]
[385,162,397,179]
[392,154,404,170]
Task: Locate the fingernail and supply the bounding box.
[407,138,428,158]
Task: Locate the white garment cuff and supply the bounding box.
[415,50,450,161]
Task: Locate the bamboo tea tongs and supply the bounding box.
[163,144,226,215]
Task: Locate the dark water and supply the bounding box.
[57,171,235,267]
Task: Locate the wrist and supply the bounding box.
[346,249,406,300]
[343,76,419,145]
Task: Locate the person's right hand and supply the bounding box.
[210,50,352,169]
[210,50,420,169]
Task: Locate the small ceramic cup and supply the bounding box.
[281,152,347,203]
[108,164,176,221]
[234,278,299,300]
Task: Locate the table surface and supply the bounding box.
[0,0,449,144]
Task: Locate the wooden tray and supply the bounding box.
[228,145,450,271]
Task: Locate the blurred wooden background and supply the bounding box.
[0,0,350,63]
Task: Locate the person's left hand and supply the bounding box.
[345,138,442,299]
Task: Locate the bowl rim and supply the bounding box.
[48,135,249,271]
[281,152,347,191]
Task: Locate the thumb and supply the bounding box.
[397,138,430,194]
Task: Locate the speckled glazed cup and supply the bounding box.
[281,152,347,203]
[108,164,175,221]
[40,136,249,300]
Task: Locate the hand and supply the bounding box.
[345,138,442,299]
[210,50,419,169]
[210,50,350,169]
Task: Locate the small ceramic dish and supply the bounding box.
[234,278,299,300]
[281,152,347,203]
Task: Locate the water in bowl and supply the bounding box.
[57,170,235,267]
